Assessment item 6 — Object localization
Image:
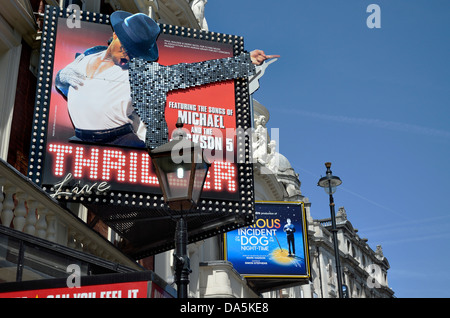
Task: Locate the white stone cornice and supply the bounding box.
[157,0,200,28]
[0,12,22,51]
[0,0,38,47]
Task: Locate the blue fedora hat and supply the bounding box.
[111,11,160,61]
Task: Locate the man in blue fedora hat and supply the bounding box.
[56,11,278,148]
[56,11,162,148]
[110,11,160,62]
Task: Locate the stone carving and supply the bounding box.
[337,207,347,221]
[252,115,269,165]
[190,0,209,31]
[375,245,384,259]
[252,113,302,199]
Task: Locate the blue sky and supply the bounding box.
[207,0,450,298]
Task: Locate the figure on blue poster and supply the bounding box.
[283,218,296,256]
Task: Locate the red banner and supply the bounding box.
[0,281,173,298]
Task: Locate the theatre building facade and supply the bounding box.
[0,0,394,298]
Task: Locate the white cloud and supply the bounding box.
[290,110,450,140]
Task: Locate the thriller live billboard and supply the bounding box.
[28,6,256,258]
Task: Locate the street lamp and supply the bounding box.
[148,118,211,298]
[318,162,344,298]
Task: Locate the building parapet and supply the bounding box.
[0,158,141,270]
[199,260,259,298]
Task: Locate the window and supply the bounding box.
[22,243,88,281]
[0,228,135,284]
[0,235,21,283]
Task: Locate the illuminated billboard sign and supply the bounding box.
[28,6,255,258]
[225,202,310,279]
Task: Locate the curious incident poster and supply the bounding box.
[225,201,310,278]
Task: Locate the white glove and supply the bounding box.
[55,54,86,96]
[58,67,86,90]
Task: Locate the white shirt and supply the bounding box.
[66,52,139,132]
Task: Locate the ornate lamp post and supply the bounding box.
[318,162,344,298]
[148,118,210,298]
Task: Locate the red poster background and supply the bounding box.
[0,281,151,298]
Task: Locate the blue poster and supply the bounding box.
[225,201,310,278]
